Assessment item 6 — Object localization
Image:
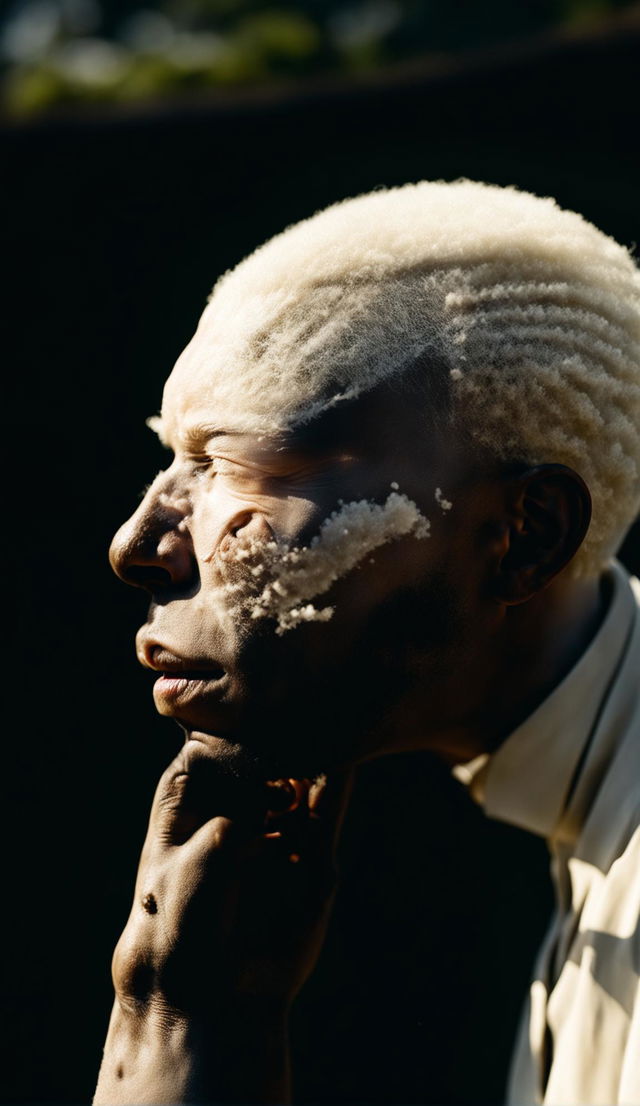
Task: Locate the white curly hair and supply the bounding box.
[161,179,640,576]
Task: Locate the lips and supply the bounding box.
[143,644,225,680]
[139,643,229,712]
[153,671,224,704]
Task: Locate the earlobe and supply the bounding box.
[490,464,592,606]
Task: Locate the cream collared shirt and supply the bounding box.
[454,559,640,1105]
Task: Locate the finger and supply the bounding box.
[181,813,259,869]
[147,755,192,845]
[264,777,309,816]
[262,770,355,870]
[148,741,267,848]
[262,780,313,865]
[182,778,309,862]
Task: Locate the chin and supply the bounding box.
[173,640,413,779]
[183,714,362,782]
[182,728,322,781]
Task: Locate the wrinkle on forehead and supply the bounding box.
[155,273,450,444]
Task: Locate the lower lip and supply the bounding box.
[153,673,226,702]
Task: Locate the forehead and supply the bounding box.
[156,364,454,490]
[158,261,453,449]
[158,290,363,445]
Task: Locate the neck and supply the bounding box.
[484,574,606,748]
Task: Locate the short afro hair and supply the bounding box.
[165,180,640,576]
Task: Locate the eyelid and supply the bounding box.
[184,452,261,480]
[188,447,358,482]
[210,456,249,474]
[205,450,278,474]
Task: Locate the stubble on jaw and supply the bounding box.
[199,564,465,783]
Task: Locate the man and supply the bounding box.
[94,180,639,1105]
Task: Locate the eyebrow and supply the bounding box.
[181,423,242,451]
[148,411,354,458]
[176,419,319,457]
[147,416,243,451]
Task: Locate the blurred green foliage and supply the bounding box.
[1,0,636,116]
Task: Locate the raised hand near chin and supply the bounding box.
[94,738,353,1105]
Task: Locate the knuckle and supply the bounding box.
[111,925,157,1008]
[149,764,192,842]
[154,747,190,797]
[155,767,189,811]
[204,821,228,852]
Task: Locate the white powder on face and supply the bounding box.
[222,492,431,634]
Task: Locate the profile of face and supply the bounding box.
[110,336,502,780]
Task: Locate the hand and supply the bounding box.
[113,739,352,1017]
[95,738,352,1103]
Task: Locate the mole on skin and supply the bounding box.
[141,892,158,915]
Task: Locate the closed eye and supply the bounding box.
[188,453,255,476]
[188,448,359,488]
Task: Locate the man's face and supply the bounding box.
[110,361,493,780]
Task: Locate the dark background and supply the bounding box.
[3,17,640,1105]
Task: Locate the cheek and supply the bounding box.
[243,492,432,635]
[312,505,457,637]
[334,529,434,612]
[267,494,326,544]
[192,487,438,656]
[192,485,324,560]
[229,570,465,773]
[187,492,329,645]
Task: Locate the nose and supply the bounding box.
[109,487,196,593]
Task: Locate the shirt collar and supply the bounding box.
[452,559,637,840]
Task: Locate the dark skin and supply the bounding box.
[95,373,600,1104]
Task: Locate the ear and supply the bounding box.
[490,464,592,605]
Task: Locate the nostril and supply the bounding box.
[125,565,174,591]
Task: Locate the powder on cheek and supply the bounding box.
[221,491,431,634]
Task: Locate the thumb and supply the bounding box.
[149,742,266,848]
